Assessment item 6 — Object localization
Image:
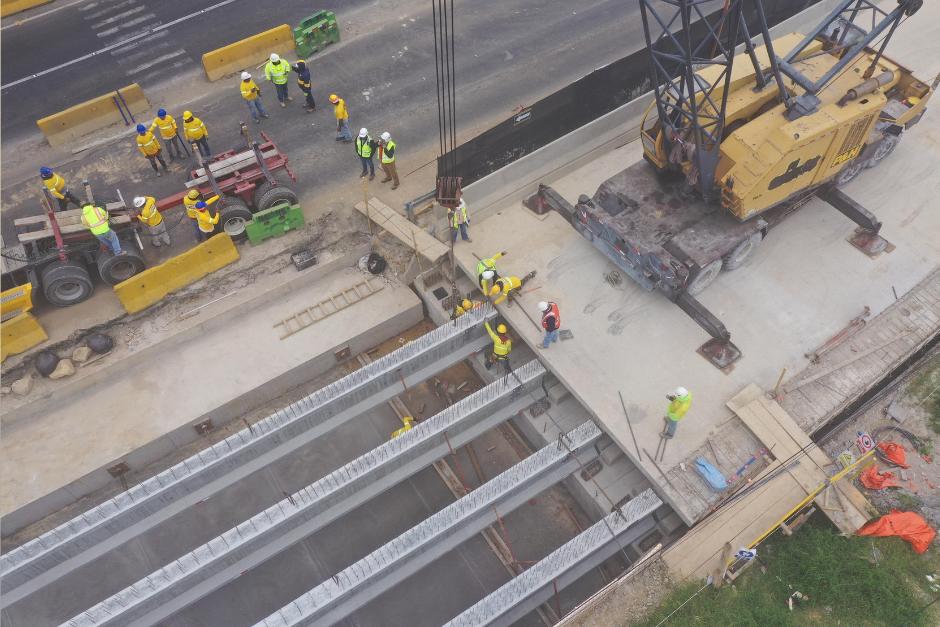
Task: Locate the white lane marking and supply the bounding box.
[108,30,169,56]
[96,13,156,37]
[101,21,163,45]
[123,49,188,75]
[138,58,192,82]
[89,5,145,29]
[112,38,174,62]
[85,0,137,20]
[79,1,101,11]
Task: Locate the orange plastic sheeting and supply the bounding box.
[857,510,937,554]
[859,464,899,490]
[878,441,909,468]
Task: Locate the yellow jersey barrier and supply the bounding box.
[36,84,150,147]
[113,233,240,314]
[1,313,48,362]
[1,0,52,18]
[1,283,35,320]
[202,24,295,82]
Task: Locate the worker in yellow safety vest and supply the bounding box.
[448,197,471,243]
[356,128,377,180]
[192,195,221,242]
[663,387,692,439]
[329,94,352,142]
[183,189,208,243]
[452,298,481,319]
[378,131,400,189]
[149,108,185,160]
[264,53,292,107]
[39,167,82,211]
[132,196,171,248]
[81,203,123,255]
[476,252,504,292]
[182,111,210,158]
[136,124,168,177]
[484,321,512,373]
[240,72,270,124]
[391,416,414,439]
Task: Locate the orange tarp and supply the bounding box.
[857,510,936,554]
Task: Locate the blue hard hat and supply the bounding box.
[136,123,146,134]
[195,201,207,209]
[39,166,53,178]
[157,108,167,117]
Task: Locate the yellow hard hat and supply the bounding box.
[187,189,200,199]
[329,94,339,103]
[183,110,193,120]
[461,299,472,309]
[496,324,507,334]
[907,96,921,105]
[489,286,500,296]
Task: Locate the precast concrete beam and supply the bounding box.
[62,360,548,627]
[254,420,605,627]
[444,489,663,627]
[1,306,497,608]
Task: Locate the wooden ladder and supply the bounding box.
[274,277,385,339]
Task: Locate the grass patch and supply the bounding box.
[637,516,939,627]
[906,355,940,436]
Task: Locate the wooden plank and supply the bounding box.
[16,215,132,242]
[185,148,278,188]
[12,215,49,227]
[355,197,450,266]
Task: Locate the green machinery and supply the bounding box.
[245,203,305,244]
[294,11,340,59]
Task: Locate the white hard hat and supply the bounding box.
[481,270,495,280]
[674,387,689,398]
[359,128,368,138]
[269,53,280,62]
[537,301,549,312]
[133,196,146,208]
[380,131,391,141]
[241,71,251,80]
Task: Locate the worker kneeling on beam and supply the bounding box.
[484,321,512,374]
[133,196,171,248]
[488,275,524,306]
[476,251,505,293]
[663,387,692,439]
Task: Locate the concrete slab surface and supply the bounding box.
[454,39,940,523]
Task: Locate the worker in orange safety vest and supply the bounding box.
[538,301,561,349]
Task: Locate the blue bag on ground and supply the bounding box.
[695,457,728,491]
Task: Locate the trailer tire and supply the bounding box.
[218,198,253,241]
[41,260,94,307]
[834,160,863,186]
[722,231,763,271]
[685,258,723,296]
[255,182,298,211]
[96,249,145,285]
[864,135,900,169]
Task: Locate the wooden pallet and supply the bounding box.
[13,202,131,243]
[274,277,384,339]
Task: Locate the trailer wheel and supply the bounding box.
[254,181,299,211]
[41,260,94,307]
[722,231,763,271]
[864,135,900,169]
[685,258,723,296]
[96,249,145,285]
[218,198,253,241]
[834,160,863,186]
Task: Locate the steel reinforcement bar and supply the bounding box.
[1,306,497,606]
[63,360,547,627]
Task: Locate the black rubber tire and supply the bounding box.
[217,198,254,241]
[255,181,298,211]
[722,231,763,271]
[87,332,114,354]
[35,351,60,377]
[96,249,146,286]
[366,252,386,274]
[685,258,723,296]
[40,260,94,307]
[834,160,864,186]
[864,135,900,169]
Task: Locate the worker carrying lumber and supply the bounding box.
[81,203,123,255]
[149,109,185,160]
[240,72,270,124]
[377,131,400,189]
[136,124,169,177]
[193,195,221,242]
[538,301,561,349]
[39,167,82,212]
[663,387,692,439]
[182,111,210,158]
[291,60,316,112]
[329,94,352,142]
[448,197,470,243]
[132,196,171,248]
[476,251,505,293]
[452,298,481,319]
[483,321,512,373]
[356,128,377,180]
[265,53,292,107]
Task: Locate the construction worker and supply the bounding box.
[378,131,399,189]
[452,298,481,319]
[136,124,168,177]
[356,128,376,180]
[448,196,470,243]
[149,109,184,160]
[291,60,316,112]
[264,53,292,107]
[132,196,171,248]
[483,320,512,373]
[391,416,414,439]
[488,274,528,306]
[663,387,692,439]
[538,301,561,348]
[240,72,269,124]
[39,167,82,211]
[81,203,123,255]
[476,251,505,292]
[329,94,352,142]
[193,195,221,242]
[182,111,210,158]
